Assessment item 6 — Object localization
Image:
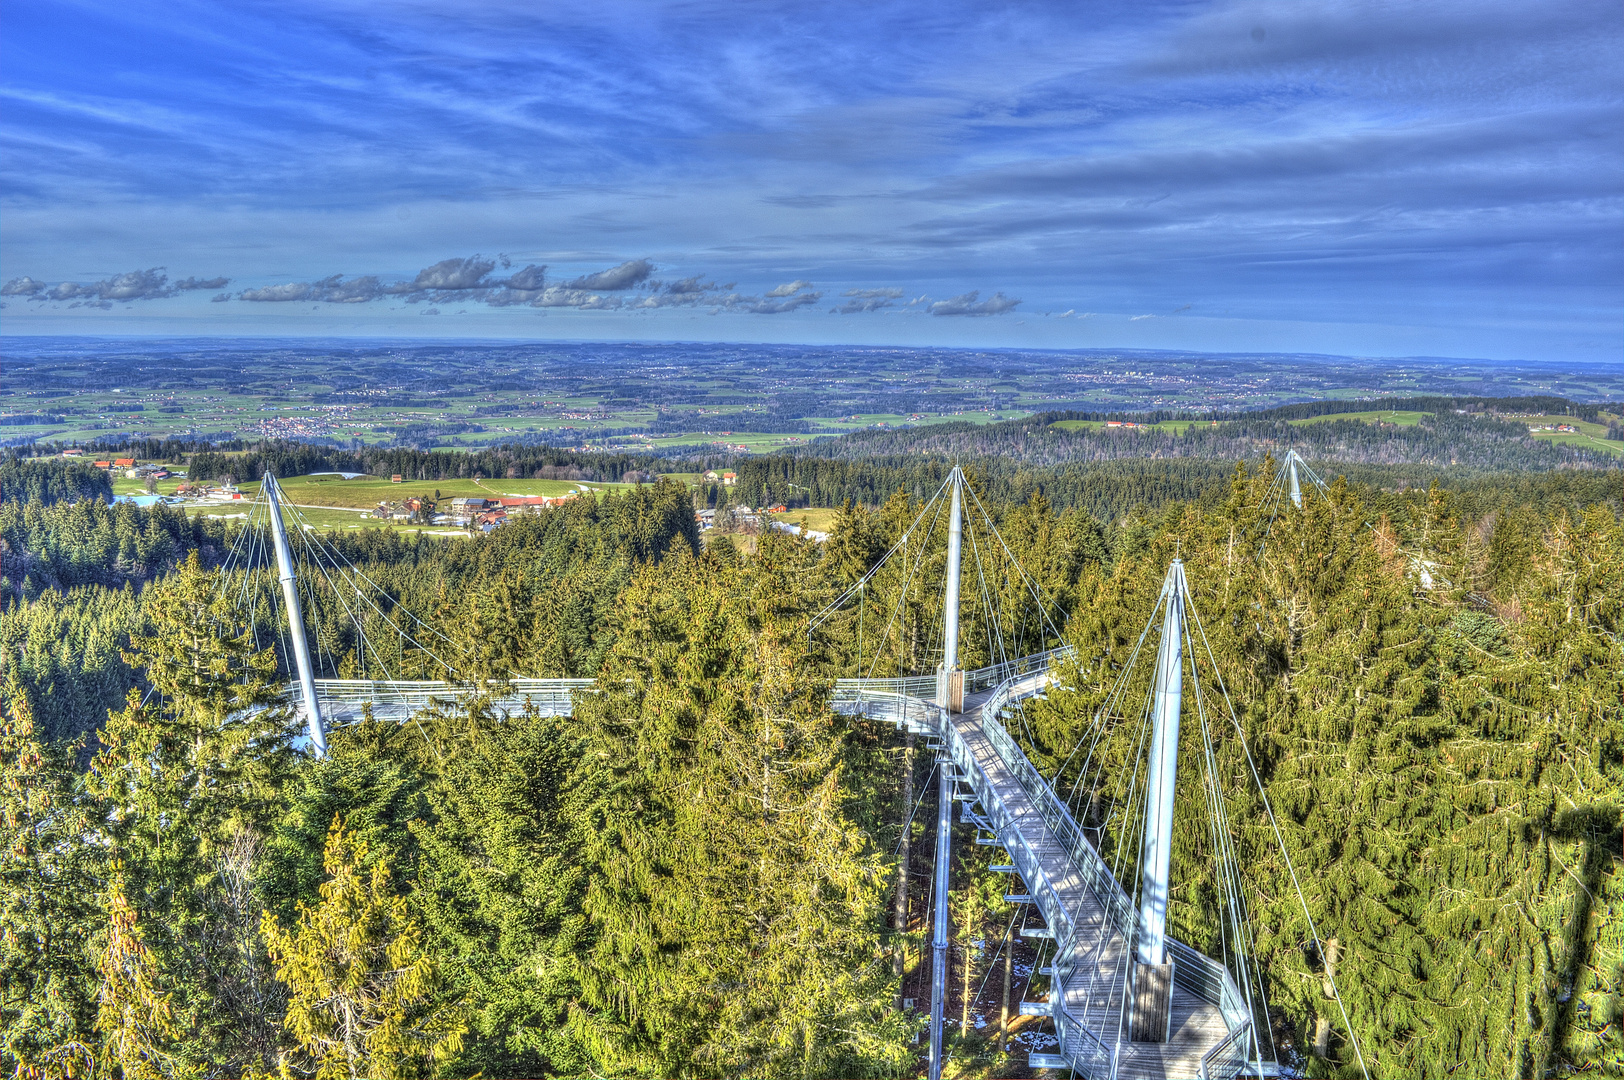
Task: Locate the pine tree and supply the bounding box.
[85,553,300,1073]
[569,548,913,1077]
[261,816,466,1080]
[96,868,189,1080]
[410,711,591,1077]
[0,691,102,1079]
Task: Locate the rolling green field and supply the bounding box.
[1510,413,1624,457]
[1290,409,1430,427]
[237,474,623,510]
[1049,418,1213,434]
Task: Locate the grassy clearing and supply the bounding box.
[1049,419,1211,434]
[235,474,629,510]
[1289,410,1430,427]
[766,507,840,533]
[1529,430,1624,456]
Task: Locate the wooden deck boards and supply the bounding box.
[953,691,1231,1079]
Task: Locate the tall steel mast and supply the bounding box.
[264,471,327,757]
[1133,560,1185,1041]
[929,467,964,1079]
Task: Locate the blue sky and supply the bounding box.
[2,0,1619,361]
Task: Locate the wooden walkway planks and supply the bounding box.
[953,688,1231,1079]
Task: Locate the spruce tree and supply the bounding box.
[569,547,913,1077]
[0,691,102,1078]
[261,816,466,1079]
[85,553,299,1073]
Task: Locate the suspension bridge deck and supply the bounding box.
[297,654,1257,1078]
[954,685,1235,1079]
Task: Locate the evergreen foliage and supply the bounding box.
[1021,466,1622,1075]
[261,817,466,1080]
[0,693,102,1078]
[0,440,1617,1076]
[569,544,914,1076]
[0,457,112,507]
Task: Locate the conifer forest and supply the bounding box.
[1,416,1620,1080]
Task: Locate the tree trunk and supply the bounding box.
[894,731,914,1009]
[1000,916,1014,1052]
[960,881,975,1030]
[1314,936,1340,1058]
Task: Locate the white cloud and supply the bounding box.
[929,290,1021,317]
[765,278,814,297]
[560,259,654,291]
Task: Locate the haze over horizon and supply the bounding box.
[3,0,1620,364]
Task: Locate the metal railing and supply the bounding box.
[828,688,944,737]
[1060,1010,1117,1080]
[964,645,1076,694]
[1199,1020,1254,1079]
[977,683,1138,939]
[286,651,1257,1080]
[1168,939,1254,1028]
[289,677,594,725]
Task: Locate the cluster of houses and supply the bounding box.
[372,492,578,530]
[694,503,788,532]
[84,456,174,479]
[702,470,738,485]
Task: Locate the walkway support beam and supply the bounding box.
[1134,560,1185,1040]
[928,756,954,1079]
[1288,452,1303,509]
[265,472,327,757]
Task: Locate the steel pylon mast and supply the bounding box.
[1132,559,1186,1041]
[264,471,328,757]
[928,466,964,1080]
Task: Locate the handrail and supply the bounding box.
[977,684,1138,938]
[1198,1020,1253,1080]
[833,645,1076,702]
[1059,1005,1116,1078]
[289,648,1258,1080]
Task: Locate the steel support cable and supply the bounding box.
[808,474,951,632]
[863,500,941,678]
[834,471,951,627]
[233,496,268,650]
[964,515,1002,676]
[283,503,461,679]
[291,529,336,679]
[964,484,1067,645]
[1188,634,1271,1072]
[1108,680,1157,889]
[1063,571,1172,781]
[290,518,416,716]
[1110,737,1155,1057]
[863,490,948,682]
[1185,598,1371,1080]
[1186,613,1278,1073]
[1060,579,1167,820]
[861,495,939,682]
[894,759,942,858]
[289,508,475,669]
[291,534,441,755]
[967,510,1009,673]
[1060,590,1162,811]
[972,908,1019,1009]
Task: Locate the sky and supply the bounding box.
[1,0,1620,362]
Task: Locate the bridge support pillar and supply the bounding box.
[1134,560,1185,1041]
[928,755,954,1079]
[265,471,327,758]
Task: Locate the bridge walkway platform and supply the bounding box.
[952,682,1232,1079]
